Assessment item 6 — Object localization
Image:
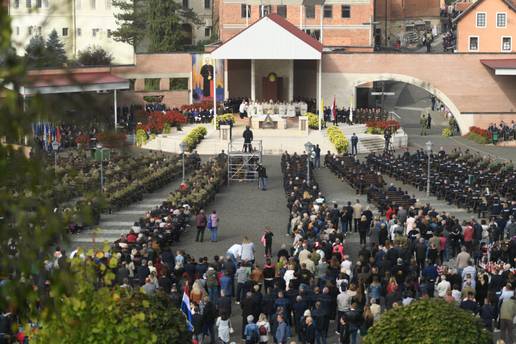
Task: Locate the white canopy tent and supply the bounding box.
[210,13,324,129]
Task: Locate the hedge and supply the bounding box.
[363,299,490,344]
[307,112,319,129]
[182,126,207,152]
[215,114,234,129]
[327,126,349,153]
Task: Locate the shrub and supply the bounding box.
[215,114,234,129]
[327,126,349,153]
[465,132,489,144]
[469,126,492,140]
[75,134,90,146]
[363,299,490,344]
[306,112,320,129]
[181,101,213,111]
[135,129,148,147]
[442,127,453,137]
[182,126,207,152]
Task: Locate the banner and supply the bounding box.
[191,54,224,103]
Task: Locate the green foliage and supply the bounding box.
[112,0,201,52]
[307,112,319,129]
[163,122,172,134]
[327,126,349,153]
[25,35,47,67]
[442,127,453,137]
[45,29,67,67]
[215,114,234,129]
[465,132,489,144]
[77,46,113,66]
[136,128,148,146]
[182,126,207,152]
[363,299,490,344]
[366,127,383,135]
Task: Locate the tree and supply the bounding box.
[363,299,490,344]
[112,0,201,52]
[77,46,113,66]
[45,29,67,67]
[25,35,47,67]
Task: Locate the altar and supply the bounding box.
[247,101,307,117]
[251,114,287,129]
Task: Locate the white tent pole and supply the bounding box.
[213,59,217,128]
[251,59,256,101]
[318,59,322,131]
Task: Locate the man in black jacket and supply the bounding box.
[243,126,254,152]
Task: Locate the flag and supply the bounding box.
[332,96,336,122]
[181,291,193,332]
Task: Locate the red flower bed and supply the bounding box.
[142,111,187,133]
[366,120,401,131]
[75,134,90,145]
[180,101,213,111]
[469,126,492,139]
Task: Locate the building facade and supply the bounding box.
[454,0,515,52]
[216,0,374,50]
[8,0,134,64]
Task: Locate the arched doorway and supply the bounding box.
[351,74,464,134]
[181,24,193,46]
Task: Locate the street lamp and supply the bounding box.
[51,140,59,172]
[304,141,314,186]
[426,140,432,197]
[96,144,104,193]
[179,142,187,182]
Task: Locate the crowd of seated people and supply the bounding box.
[181,107,213,124]
[366,149,516,219]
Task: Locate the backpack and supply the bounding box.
[259,324,267,335]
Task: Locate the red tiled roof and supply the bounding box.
[481,59,516,70]
[24,72,127,88]
[267,13,323,52]
[454,2,472,12]
[454,0,516,22]
[212,13,323,54]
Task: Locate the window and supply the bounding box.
[241,4,251,18]
[92,28,99,37]
[128,79,135,91]
[304,29,320,40]
[502,37,512,52]
[277,5,287,18]
[26,0,31,8]
[469,36,479,51]
[170,78,188,91]
[13,0,19,8]
[204,26,211,37]
[182,0,188,9]
[77,28,82,36]
[497,13,507,27]
[476,12,486,27]
[62,28,68,36]
[144,78,161,91]
[204,0,210,9]
[106,0,111,9]
[35,0,41,8]
[341,5,350,18]
[323,5,332,18]
[305,5,315,18]
[260,5,272,17]
[90,0,95,9]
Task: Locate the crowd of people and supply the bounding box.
[323,107,389,126]
[488,121,516,144]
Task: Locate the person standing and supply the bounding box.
[263,227,274,257]
[500,296,516,344]
[420,113,427,136]
[314,144,321,168]
[351,133,358,155]
[275,314,291,344]
[239,99,248,119]
[427,112,432,129]
[358,215,369,245]
[241,237,256,265]
[209,210,219,242]
[243,125,254,152]
[352,200,363,233]
[195,209,207,242]
[216,313,232,344]
[257,163,268,191]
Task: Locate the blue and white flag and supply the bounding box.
[181,291,193,332]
